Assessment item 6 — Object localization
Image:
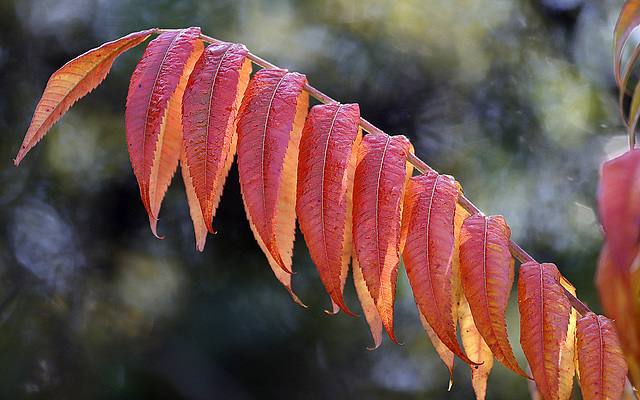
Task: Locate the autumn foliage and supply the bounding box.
[14,5,640,397]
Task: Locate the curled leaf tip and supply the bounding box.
[366,342,381,351]
[149,215,165,239]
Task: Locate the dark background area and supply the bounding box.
[0,0,628,398]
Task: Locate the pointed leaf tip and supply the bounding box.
[576,313,628,400]
[353,133,413,344]
[459,213,528,378]
[183,42,252,235]
[125,27,202,237]
[297,102,362,317]
[237,68,309,297]
[401,171,478,365]
[519,262,575,400]
[353,254,383,350]
[15,28,158,166]
[459,295,494,400]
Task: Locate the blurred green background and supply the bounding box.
[0,0,628,398]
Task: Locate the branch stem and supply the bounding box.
[196,31,593,316]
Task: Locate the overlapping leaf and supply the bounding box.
[400,171,475,364]
[459,213,528,378]
[576,312,628,400]
[181,149,208,251]
[236,68,309,304]
[14,28,158,166]
[595,149,640,388]
[16,26,628,399]
[518,262,575,400]
[419,311,455,388]
[150,38,204,240]
[297,102,362,316]
[182,43,252,237]
[596,243,640,391]
[353,254,383,349]
[597,149,640,272]
[125,27,203,236]
[417,199,469,383]
[352,133,413,343]
[459,295,494,400]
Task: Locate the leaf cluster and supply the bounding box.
[14,21,635,400]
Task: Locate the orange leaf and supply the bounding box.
[353,253,382,350]
[459,295,494,400]
[182,42,252,234]
[297,102,362,316]
[420,310,455,388]
[15,28,158,166]
[576,312,628,400]
[450,196,468,325]
[400,171,477,364]
[352,134,412,343]
[518,261,575,400]
[236,68,309,302]
[559,280,578,400]
[125,27,202,237]
[180,149,208,251]
[459,213,528,378]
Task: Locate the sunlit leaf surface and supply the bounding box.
[15,28,158,165]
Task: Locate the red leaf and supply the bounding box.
[595,242,640,390]
[182,42,252,234]
[125,27,202,237]
[576,312,628,400]
[236,68,309,303]
[518,261,575,400]
[352,134,413,343]
[597,149,640,273]
[15,28,158,166]
[596,149,640,388]
[400,171,477,364]
[459,213,528,377]
[297,102,362,316]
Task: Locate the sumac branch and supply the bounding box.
[15,17,638,398]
